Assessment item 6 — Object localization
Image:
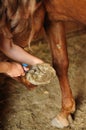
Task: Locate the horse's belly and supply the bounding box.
[44,0,86,24]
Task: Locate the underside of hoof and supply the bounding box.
[51,115,70,129]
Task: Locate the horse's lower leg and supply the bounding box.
[45,22,75,128]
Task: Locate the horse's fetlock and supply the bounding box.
[62,98,75,114]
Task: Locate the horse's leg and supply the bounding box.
[45,22,75,128]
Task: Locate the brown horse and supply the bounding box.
[0,0,86,128]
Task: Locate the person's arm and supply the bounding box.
[0,38,43,66]
[0,61,25,77]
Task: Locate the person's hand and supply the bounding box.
[6,62,25,77]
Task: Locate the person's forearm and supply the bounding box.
[1,42,43,65]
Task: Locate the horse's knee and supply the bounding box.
[52,57,69,77]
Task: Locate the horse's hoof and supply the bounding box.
[68,114,73,124]
[51,115,69,128]
[26,63,56,85]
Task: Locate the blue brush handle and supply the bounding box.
[22,63,28,67]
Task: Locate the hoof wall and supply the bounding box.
[51,116,69,129]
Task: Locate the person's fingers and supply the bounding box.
[23,66,29,72]
[21,71,25,76]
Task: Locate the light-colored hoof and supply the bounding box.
[68,114,73,124]
[26,63,56,85]
[51,116,69,129]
